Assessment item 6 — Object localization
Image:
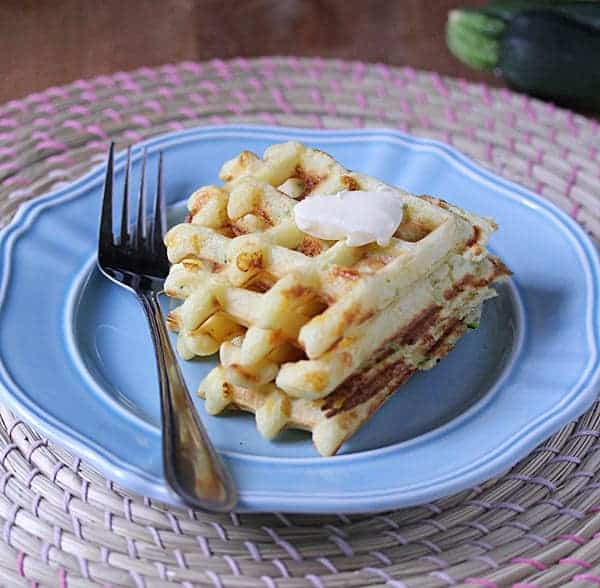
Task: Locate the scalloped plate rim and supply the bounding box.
[0,124,598,513]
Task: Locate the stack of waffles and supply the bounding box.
[164,141,511,456]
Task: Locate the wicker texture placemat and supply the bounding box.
[0,57,599,588]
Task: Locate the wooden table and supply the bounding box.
[0,0,498,105]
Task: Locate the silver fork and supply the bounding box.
[97,143,237,511]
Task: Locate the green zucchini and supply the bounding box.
[446,10,503,70]
[446,2,600,110]
[499,11,600,111]
[483,0,600,29]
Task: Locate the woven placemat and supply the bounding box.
[0,57,599,588]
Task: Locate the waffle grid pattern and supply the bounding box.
[165,143,504,455]
[0,57,599,587]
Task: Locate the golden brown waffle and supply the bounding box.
[164,141,511,455]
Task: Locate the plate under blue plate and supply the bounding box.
[0,125,598,513]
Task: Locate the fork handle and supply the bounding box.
[139,291,237,511]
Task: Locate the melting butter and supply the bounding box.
[293,189,404,247]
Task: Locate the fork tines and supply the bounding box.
[99,143,166,256]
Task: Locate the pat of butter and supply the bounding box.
[293,190,404,246]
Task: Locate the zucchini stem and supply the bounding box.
[446,10,503,70]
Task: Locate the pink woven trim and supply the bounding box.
[36,140,67,152]
[197,535,211,556]
[2,99,28,113]
[245,540,261,561]
[0,117,18,128]
[189,93,206,106]
[461,521,490,534]
[259,112,278,125]
[355,92,367,110]
[271,89,292,114]
[80,90,98,102]
[148,526,163,549]
[211,58,233,81]
[31,130,51,141]
[249,77,263,91]
[352,61,366,82]
[68,104,90,116]
[316,557,338,574]
[173,548,187,569]
[4,175,28,187]
[560,557,592,569]
[16,551,25,577]
[205,570,223,588]
[272,559,289,578]
[59,567,68,588]
[421,555,448,569]
[305,574,326,588]
[362,567,406,588]
[466,500,525,513]
[223,554,240,576]
[86,124,108,139]
[429,570,455,585]
[525,532,548,546]
[209,521,228,541]
[328,534,354,556]
[385,530,408,546]
[423,518,447,532]
[143,99,163,114]
[200,80,218,95]
[419,539,442,554]
[0,161,17,173]
[376,62,392,81]
[469,555,498,570]
[377,515,399,530]
[35,102,56,114]
[556,534,586,545]
[112,95,130,107]
[574,574,600,584]
[511,557,546,571]
[262,527,302,560]
[233,57,249,72]
[31,495,42,517]
[63,119,83,131]
[95,74,117,87]
[166,512,182,535]
[506,472,557,491]
[370,551,391,566]
[160,63,179,75]
[227,102,244,116]
[430,72,449,98]
[73,79,92,90]
[124,130,143,143]
[261,576,278,588]
[464,579,497,588]
[329,78,342,94]
[130,114,152,128]
[129,570,145,588]
[0,443,18,466]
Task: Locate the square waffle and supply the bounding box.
[164,141,511,456]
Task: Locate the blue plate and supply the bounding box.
[0,125,598,513]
